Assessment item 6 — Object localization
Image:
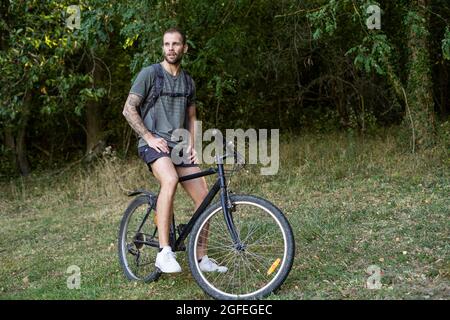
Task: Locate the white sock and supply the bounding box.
[160,246,172,253]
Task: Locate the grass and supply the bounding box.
[0,130,449,300]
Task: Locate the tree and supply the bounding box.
[306,0,442,150]
[0,1,110,174]
[404,0,436,149]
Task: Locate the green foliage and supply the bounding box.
[443,27,450,60]
[118,0,176,74]
[0,0,449,175]
[346,35,391,75]
[0,0,111,126]
[307,0,339,40]
[404,10,429,39]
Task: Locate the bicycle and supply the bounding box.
[117,140,295,300]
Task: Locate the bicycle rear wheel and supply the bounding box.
[118,194,162,282]
[188,195,295,300]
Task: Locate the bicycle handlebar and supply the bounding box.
[211,130,244,166]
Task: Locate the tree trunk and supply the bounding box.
[2,2,30,175]
[405,0,436,150]
[86,99,103,154]
[85,55,105,159]
[16,118,30,176]
[17,92,31,175]
[4,127,16,172]
[0,0,9,51]
[439,61,448,118]
[4,93,31,176]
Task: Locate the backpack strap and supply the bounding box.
[181,71,194,130]
[183,70,194,106]
[140,64,194,121]
[140,63,164,121]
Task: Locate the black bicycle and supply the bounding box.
[118,141,295,300]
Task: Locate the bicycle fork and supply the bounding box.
[217,163,245,251]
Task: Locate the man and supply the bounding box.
[122,27,226,273]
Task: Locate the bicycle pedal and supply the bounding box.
[133,233,146,250]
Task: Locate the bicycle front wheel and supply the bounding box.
[188,195,295,300]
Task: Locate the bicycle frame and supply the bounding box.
[172,161,241,252]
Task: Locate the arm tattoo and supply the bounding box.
[122,93,150,139]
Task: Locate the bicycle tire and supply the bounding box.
[188,194,295,300]
[118,194,162,283]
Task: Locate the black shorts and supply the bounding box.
[138,145,198,172]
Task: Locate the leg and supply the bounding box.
[175,166,209,257]
[175,166,208,208]
[151,157,179,248]
[177,165,228,273]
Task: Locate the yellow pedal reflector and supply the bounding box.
[267,258,281,275]
[153,214,158,225]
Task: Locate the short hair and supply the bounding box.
[163,27,186,45]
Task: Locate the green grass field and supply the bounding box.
[1,131,449,300]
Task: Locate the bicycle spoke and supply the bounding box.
[192,197,293,299]
[118,196,161,282]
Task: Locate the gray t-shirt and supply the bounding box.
[129,64,196,148]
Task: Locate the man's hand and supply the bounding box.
[146,134,170,154]
[186,145,199,164]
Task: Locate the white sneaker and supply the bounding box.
[155,247,182,273]
[199,255,228,273]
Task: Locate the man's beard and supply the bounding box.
[164,52,183,65]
